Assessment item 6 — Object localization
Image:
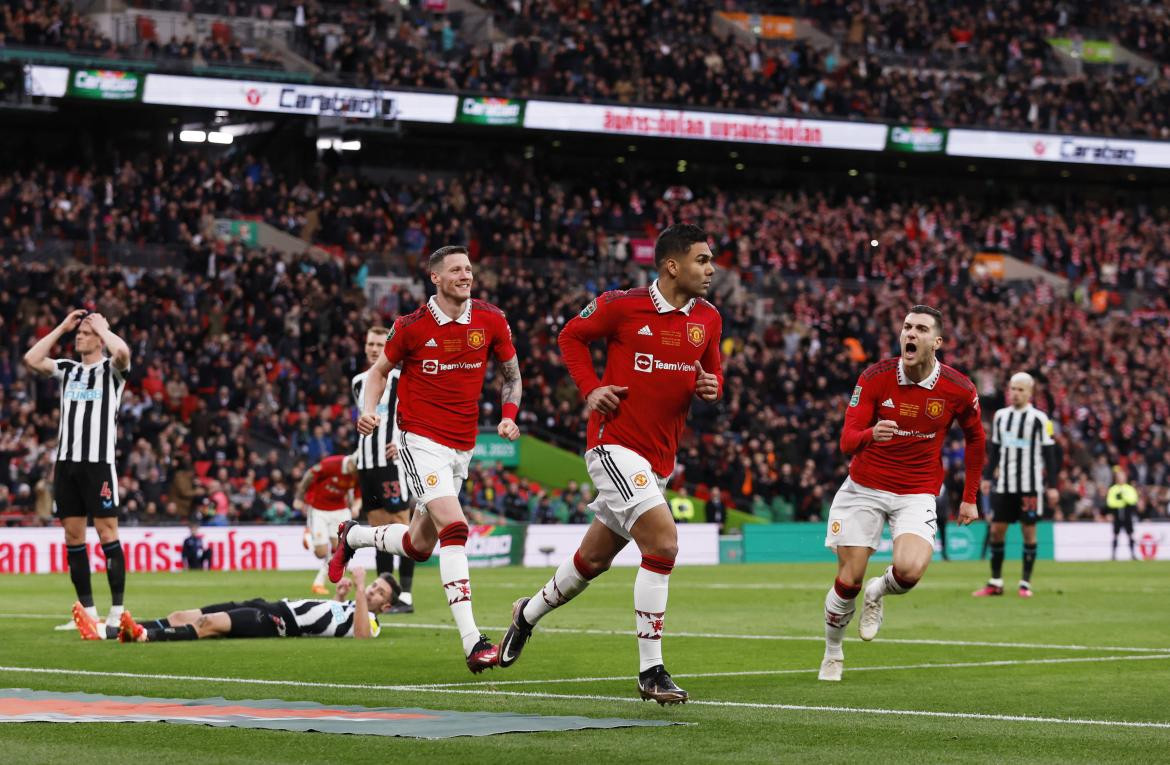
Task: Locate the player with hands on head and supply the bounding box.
[25,309,132,634]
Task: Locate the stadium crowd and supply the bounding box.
[2,150,1169,528]
[3,151,1170,291]
[6,1,1170,137]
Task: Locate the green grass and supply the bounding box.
[1,561,1168,763]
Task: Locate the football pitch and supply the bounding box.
[1,560,1168,764]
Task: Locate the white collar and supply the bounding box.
[649,279,696,315]
[896,358,941,389]
[427,295,471,325]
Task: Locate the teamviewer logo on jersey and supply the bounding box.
[634,352,654,373]
[422,360,439,375]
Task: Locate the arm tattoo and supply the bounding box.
[500,357,522,409]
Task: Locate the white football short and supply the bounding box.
[584,443,669,540]
[308,507,351,549]
[824,476,938,550]
[397,430,473,509]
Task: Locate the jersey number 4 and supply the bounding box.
[99,481,113,501]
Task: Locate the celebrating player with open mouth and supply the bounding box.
[329,245,522,673]
[819,305,985,682]
[497,223,723,705]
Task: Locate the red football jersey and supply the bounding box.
[383,296,516,451]
[304,455,358,510]
[559,281,723,477]
[841,358,986,501]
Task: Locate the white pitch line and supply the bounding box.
[9,612,1170,654]
[0,614,62,620]
[375,621,1170,654]
[1,665,1168,731]
[402,653,1170,688]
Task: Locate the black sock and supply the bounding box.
[148,624,197,642]
[398,556,415,595]
[67,544,94,608]
[101,540,126,607]
[1129,535,1136,558]
[375,550,395,578]
[1022,543,1038,581]
[990,542,1006,580]
[145,618,170,630]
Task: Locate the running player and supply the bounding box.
[352,326,415,613]
[974,372,1057,598]
[497,223,722,705]
[295,453,360,594]
[329,245,522,673]
[819,305,985,681]
[24,309,132,633]
[74,567,391,642]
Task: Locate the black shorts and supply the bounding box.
[991,492,1040,525]
[1112,510,1135,535]
[357,466,408,518]
[54,461,119,519]
[200,599,297,637]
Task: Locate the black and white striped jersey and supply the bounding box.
[351,367,401,470]
[989,404,1055,494]
[280,598,380,638]
[52,358,128,465]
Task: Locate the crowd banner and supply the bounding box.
[1053,522,1169,561]
[716,12,796,40]
[141,74,458,123]
[523,101,888,151]
[523,523,719,567]
[0,524,525,574]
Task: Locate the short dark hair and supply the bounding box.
[427,245,469,274]
[654,223,709,269]
[367,326,390,337]
[907,304,944,333]
[378,572,402,602]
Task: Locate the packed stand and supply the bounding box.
[4,152,1169,292]
[3,155,1170,525]
[261,0,1170,138]
[1,0,283,68]
[9,0,1170,136]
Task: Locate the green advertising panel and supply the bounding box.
[473,431,520,467]
[1047,38,1115,63]
[417,524,525,567]
[887,125,948,153]
[456,96,526,126]
[743,522,1054,563]
[67,69,143,101]
[215,219,260,247]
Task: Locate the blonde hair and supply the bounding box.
[1009,372,1035,388]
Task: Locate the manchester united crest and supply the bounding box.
[830,520,842,535]
[425,473,439,488]
[467,328,486,349]
[926,398,945,419]
[687,322,705,347]
[630,471,649,490]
